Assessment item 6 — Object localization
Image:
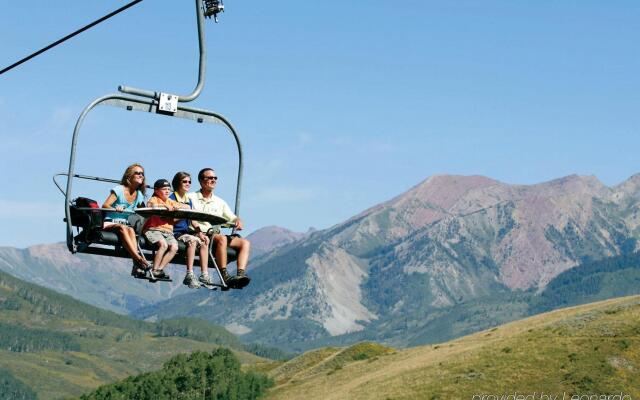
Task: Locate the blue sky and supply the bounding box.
[1,1,639,248]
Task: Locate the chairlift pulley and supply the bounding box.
[204,0,224,22]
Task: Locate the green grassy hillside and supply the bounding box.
[263,295,640,400]
[0,270,263,400]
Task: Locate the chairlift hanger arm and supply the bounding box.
[118,0,217,103]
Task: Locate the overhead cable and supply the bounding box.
[0,0,144,76]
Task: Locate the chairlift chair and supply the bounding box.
[55,0,246,290]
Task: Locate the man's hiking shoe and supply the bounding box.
[219,268,231,283]
[183,272,201,289]
[227,269,251,289]
[199,274,214,286]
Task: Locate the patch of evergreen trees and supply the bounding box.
[78,348,273,400]
[0,322,80,353]
[242,343,293,361]
[530,251,640,313]
[155,318,242,348]
[0,270,150,332]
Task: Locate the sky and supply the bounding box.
[1,1,639,248]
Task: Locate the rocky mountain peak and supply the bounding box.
[528,174,609,198]
[246,226,309,257]
[613,173,640,202]
[393,174,501,210]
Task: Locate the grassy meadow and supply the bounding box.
[261,296,640,400]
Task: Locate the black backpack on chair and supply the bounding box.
[70,197,103,231]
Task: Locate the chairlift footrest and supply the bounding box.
[200,283,218,291]
[131,270,173,283]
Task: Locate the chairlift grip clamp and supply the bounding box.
[158,93,179,113]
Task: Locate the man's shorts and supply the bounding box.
[177,233,204,247]
[144,229,178,247]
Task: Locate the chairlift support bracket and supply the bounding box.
[118,0,214,103]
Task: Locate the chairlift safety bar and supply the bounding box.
[53,173,130,198]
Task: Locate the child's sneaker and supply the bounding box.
[183,272,201,289]
[199,274,214,286]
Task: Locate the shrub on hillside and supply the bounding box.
[0,322,80,353]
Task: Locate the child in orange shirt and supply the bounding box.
[142,179,186,280]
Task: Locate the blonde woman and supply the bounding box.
[102,163,148,270]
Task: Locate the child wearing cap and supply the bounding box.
[142,179,187,280]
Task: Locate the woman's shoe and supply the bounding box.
[131,265,146,278]
[149,269,169,281]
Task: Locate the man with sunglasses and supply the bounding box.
[189,167,251,288]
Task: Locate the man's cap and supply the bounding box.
[154,179,172,189]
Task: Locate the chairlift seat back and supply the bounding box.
[69,204,238,264]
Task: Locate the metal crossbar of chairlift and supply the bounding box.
[53,173,153,197]
[61,0,241,288]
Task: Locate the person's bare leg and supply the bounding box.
[125,227,147,266]
[108,225,145,266]
[213,234,228,269]
[185,241,196,273]
[152,240,168,269]
[199,236,209,276]
[157,242,178,269]
[229,237,250,272]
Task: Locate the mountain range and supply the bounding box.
[1,173,638,353]
[133,173,640,350]
[0,227,302,314]
[0,244,181,314]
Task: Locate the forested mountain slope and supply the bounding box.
[0,269,262,400]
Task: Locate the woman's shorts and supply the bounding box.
[144,229,178,247]
[177,234,204,247]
